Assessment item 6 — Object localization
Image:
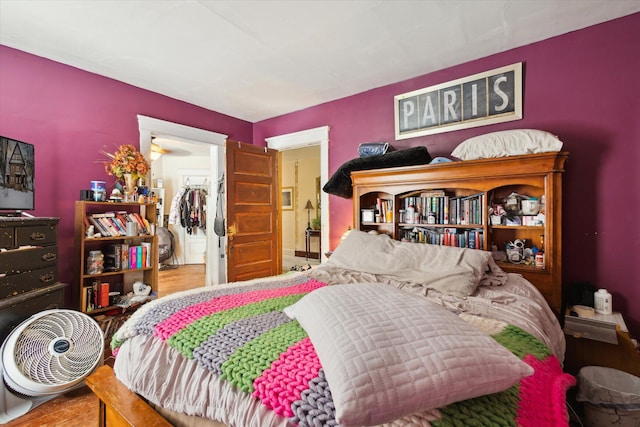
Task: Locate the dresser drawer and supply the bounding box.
[16,224,57,246]
[0,282,67,344]
[0,229,12,248]
[0,266,58,300]
[0,246,58,273]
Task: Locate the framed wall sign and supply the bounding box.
[394,62,523,140]
[281,187,293,210]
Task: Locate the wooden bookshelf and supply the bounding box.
[73,201,158,315]
[351,152,568,317]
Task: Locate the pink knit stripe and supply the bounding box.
[517,354,576,427]
[154,280,326,340]
[253,337,321,418]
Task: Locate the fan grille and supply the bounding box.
[12,311,103,385]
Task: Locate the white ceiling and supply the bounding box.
[1,0,639,123]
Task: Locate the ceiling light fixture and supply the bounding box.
[150,142,169,161]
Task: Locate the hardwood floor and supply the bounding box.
[156,263,206,296]
[2,265,206,427]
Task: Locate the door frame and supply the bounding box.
[266,126,329,262]
[138,115,228,285]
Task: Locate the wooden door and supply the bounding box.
[225,140,280,282]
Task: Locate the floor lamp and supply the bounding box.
[305,199,314,230]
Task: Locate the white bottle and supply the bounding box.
[405,205,414,224]
[594,289,612,315]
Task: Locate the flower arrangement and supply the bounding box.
[102,144,150,181]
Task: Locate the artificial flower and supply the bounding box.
[102,144,150,181]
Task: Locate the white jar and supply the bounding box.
[521,198,540,215]
[594,289,612,314]
[405,206,414,224]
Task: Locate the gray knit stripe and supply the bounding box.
[193,311,292,374]
[132,274,309,336]
[290,369,337,426]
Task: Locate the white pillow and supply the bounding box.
[286,283,533,426]
[451,129,563,160]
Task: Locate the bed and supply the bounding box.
[89,229,574,427]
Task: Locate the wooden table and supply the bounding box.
[305,229,320,260]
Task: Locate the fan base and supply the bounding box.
[0,363,57,424]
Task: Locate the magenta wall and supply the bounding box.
[0,45,253,304]
[254,13,640,335]
[1,13,639,335]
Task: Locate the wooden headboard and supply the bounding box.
[350,152,569,317]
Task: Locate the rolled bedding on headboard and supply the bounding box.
[323,146,432,198]
[327,230,502,297]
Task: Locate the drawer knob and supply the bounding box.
[42,253,57,262]
[30,232,46,241]
[40,273,55,283]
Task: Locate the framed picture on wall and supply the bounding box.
[282,187,293,210]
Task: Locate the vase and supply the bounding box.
[122,173,137,202]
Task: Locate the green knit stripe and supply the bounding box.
[111,335,124,350]
[435,325,550,427]
[167,294,306,358]
[435,385,520,427]
[492,324,551,360]
[220,320,307,393]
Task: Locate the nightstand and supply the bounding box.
[563,310,640,376]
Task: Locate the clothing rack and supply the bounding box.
[183,177,209,190]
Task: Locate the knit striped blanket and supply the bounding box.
[112,274,575,426]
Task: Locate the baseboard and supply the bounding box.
[294,250,319,260]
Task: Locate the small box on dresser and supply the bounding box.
[0,217,67,343]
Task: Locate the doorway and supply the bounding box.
[281,146,321,270]
[266,126,330,269]
[138,115,227,286]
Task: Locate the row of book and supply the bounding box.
[375,198,394,223]
[400,226,484,249]
[85,211,150,237]
[104,242,152,272]
[402,191,484,225]
[85,279,154,312]
[85,281,112,311]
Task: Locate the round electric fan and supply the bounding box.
[157,226,178,270]
[0,309,104,423]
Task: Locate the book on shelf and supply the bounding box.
[129,246,137,270]
[85,210,151,237]
[86,214,120,237]
[128,212,149,234]
[126,245,149,269]
[400,226,483,249]
[86,286,95,312]
[86,281,110,310]
[136,245,143,269]
[87,216,109,236]
[99,282,110,308]
[104,244,122,271]
[374,198,393,223]
[109,215,127,235]
[90,212,121,237]
[399,191,484,226]
[121,243,129,270]
[458,193,483,225]
[141,241,152,268]
[403,191,459,225]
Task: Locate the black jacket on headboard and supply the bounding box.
[323,146,432,199]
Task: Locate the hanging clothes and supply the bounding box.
[168,188,186,225]
[179,187,208,234]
